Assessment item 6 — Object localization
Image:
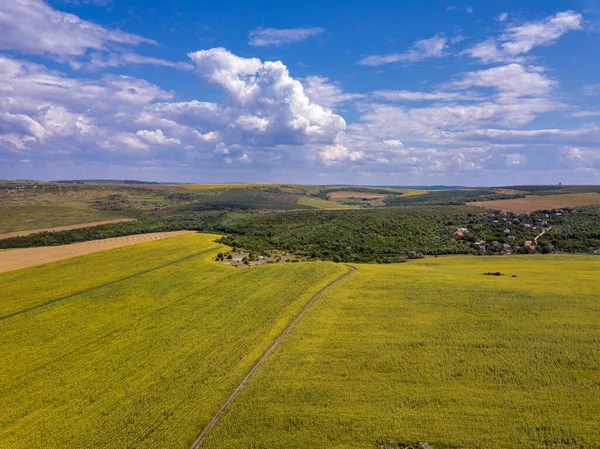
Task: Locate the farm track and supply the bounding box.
[535,226,552,244]
[0,235,215,322]
[189,265,356,449]
[0,218,136,239]
[0,231,192,273]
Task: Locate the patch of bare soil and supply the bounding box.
[0,218,136,239]
[329,191,386,199]
[0,231,193,273]
[469,193,600,213]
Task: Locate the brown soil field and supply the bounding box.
[329,191,386,199]
[0,231,193,273]
[0,218,136,239]
[470,193,600,213]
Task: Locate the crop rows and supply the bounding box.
[0,233,345,448]
[205,254,600,448]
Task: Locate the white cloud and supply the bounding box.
[85,52,194,71]
[0,0,154,58]
[303,76,365,109]
[582,83,600,96]
[136,129,181,145]
[464,11,583,63]
[0,49,352,172]
[358,34,447,66]
[62,0,113,6]
[238,153,252,163]
[194,130,219,141]
[505,153,525,165]
[373,90,479,102]
[100,134,149,152]
[451,64,556,97]
[0,0,192,71]
[501,11,582,55]
[383,139,403,147]
[497,12,508,22]
[451,35,466,44]
[319,144,363,164]
[248,27,324,47]
[187,47,346,145]
[570,110,600,117]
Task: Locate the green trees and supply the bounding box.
[2,205,599,262]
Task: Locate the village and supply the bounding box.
[451,208,578,254]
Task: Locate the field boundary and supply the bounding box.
[0,240,220,322]
[189,265,356,449]
[0,231,194,274]
[0,218,136,239]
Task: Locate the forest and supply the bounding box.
[2,204,599,263]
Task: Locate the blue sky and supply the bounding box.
[0,0,599,185]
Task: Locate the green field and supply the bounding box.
[0,233,346,448]
[205,255,600,448]
[180,183,272,190]
[1,225,599,448]
[298,197,355,209]
[0,183,184,233]
[0,203,126,234]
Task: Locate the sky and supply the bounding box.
[0,0,599,185]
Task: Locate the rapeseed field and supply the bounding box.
[205,255,600,448]
[0,233,346,448]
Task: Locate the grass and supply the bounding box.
[0,184,185,233]
[0,233,346,449]
[470,193,600,213]
[179,183,272,190]
[323,186,431,196]
[298,197,355,209]
[178,184,431,197]
[205,254,600,448]
[0,204,126,234]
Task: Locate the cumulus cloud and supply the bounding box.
[340,53,586,179]
[358,34,447,66]
[0,48,352,174]
[248,27,324,46]
[0,5,597,183]
[0,55,178,158]
[464,11,583,63]
[319,144,363,164]
[187,47,346,146]
[136,129,181,145]
[383,139,403,147]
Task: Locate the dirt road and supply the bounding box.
[0,231,193,273]
[0,218,136,239]
[188,265,356,449]
[534,226,552,244]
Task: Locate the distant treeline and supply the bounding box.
[2,206,599,262]
[0,214,225,249]
[383,189,505,206]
